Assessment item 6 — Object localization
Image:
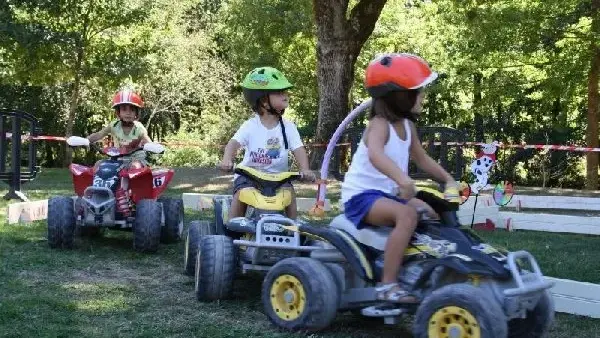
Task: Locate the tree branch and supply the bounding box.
[312,0,350,41]
[348,0,388,48]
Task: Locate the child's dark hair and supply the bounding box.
[369,90,419,122]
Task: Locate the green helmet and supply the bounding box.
[241,67,293,110]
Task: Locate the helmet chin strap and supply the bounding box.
[262,96,284,116]
[260,97,289,150]
[120,120,134,127]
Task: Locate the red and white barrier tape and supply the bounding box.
[422,141,600,153]
[4,133,600,152]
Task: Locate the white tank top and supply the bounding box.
[341,119,412,204]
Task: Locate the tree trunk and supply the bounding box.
[310,43,357,167]
[310,0,388,168]
[586,0,600,190]
[585,45,600,190]
[473,72,484,142]
[63,44,85,166]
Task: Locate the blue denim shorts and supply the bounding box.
[343,189,407,229]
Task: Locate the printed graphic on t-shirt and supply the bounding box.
[116,137,141,153]
[249,136,281,165]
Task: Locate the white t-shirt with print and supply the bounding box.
[232,115,303,175]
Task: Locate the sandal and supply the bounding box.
[375,283,419,304]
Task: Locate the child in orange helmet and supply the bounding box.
[341,53,459,304]
[87,89,152,169]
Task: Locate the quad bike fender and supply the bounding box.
[125,167,154,203]
[296,224,375,283]
[238,187,292,211]
[70,164,93,197]
[150,168,174,198]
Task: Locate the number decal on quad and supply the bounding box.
[153,176,165,188]
[93,176,117,188]
[262,222,284,233]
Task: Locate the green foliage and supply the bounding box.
[0,0,596,188]
[156,131,223,167]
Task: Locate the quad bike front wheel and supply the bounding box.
[184,220,215,276]
[508,290,554,338]
[159,197,184,243]
[133,199,162,253]
[261,257,339,332]
[213,197,230,235]
[195,235,236,301]
[413,283,508,338]
[47,196,76,249]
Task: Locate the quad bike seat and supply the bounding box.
[234,165,301,197]
[329,214,391,251]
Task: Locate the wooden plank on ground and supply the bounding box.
[546,277,600,318]
[500,211,600,235]
[505,195,600,211]
[6,199,49,224]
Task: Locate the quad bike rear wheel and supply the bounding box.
[195,235,236,301]
[508,290,554,338]
[159,197,184,243]
[261,257,339,332]
[133,199,162,253]
[47,196,76,249]
[184,220,215,276]
[413,283,508,338]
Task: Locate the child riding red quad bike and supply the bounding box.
[47,136,183,253]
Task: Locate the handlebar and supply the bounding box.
[66,136,165,159]
[218,164,312,182]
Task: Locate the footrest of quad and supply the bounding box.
[361,304,407,319]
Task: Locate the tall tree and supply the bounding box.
[310,0,388,166]
[587,0,600,190]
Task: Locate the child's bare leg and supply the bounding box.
[284,186,297,219]
[406,198,439,219]
[93,160,102,172]
[129,160,143,169]
[229,191,247,220]
[364,198,418,302]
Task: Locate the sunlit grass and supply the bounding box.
[1,167,599,337]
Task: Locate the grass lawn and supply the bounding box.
[1,167,599,337]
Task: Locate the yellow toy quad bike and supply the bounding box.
[183,165,312,300]
[257,185,555,337]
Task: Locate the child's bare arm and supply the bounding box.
[408,121,455,185]
[291,146,310,171]
[220,139,242,169]
[291,146,315,180]
[87,126,110,143]
[141,133,152,144]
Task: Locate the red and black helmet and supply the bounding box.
[112,90,144,109]
[365,53,438,98]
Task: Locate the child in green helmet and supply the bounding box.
[218,66,315,220]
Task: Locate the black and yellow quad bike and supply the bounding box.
[258,186,555,337]
[183,165,314,301]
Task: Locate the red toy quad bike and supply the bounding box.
[47,136,183,253]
